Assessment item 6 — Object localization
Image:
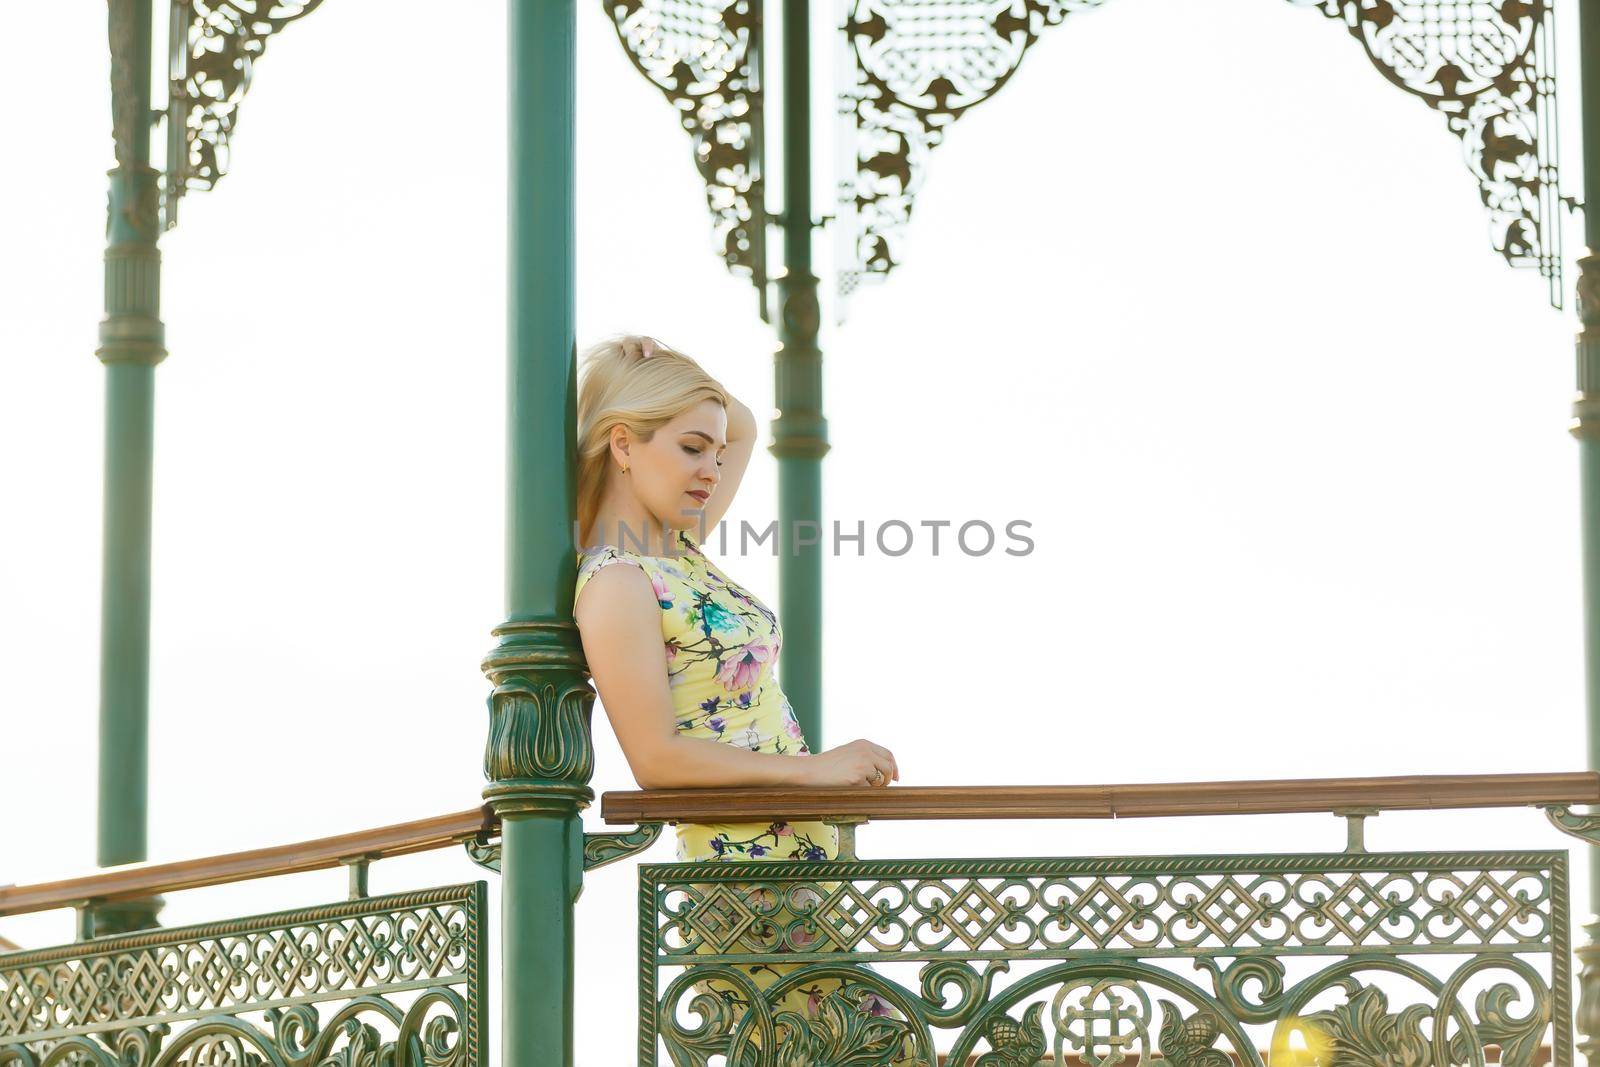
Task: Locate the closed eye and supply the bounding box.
[683,445,725,467]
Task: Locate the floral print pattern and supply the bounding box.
[703,820,831,862]
[574,527,839,863]
[716,638,773,692]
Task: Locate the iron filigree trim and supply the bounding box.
[1543,803,1600,846]
[639,850,1571,1064]
[1290,0,1564,307]
[163,0,325,230]
[603,0,770,319]
[0,883,487,1065]
[584,822,665,871]
[836,0,1564,318]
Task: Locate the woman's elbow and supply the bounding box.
[633,770,677,791]
[628,743,677,790]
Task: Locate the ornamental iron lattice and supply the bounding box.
[835,0,1565,319]
[0,883,486,1066]
[639,851,1569,1065]
[603,0,771,320]
[162,0,325,230]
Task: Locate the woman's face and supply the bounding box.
[616,399,726,534]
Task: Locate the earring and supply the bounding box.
[621,464,629,474]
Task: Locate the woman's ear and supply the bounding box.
[608,424,631,469]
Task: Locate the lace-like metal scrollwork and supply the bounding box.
[1544,803,1600,845]
[836,0,1564,318]
[584,822,665,871]
[836,0,1108,320]
[640,852,1572,1063]
[0,884,486,1065]
[462,824,663,873]
[163,0,325,229]
[1289,0,1563,306]
[464,832,500,874]
[603,0,770,319]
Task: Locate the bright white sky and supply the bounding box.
[0,1,1590,1063]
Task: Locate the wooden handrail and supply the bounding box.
[5,772,1595,921]
[0,807,492,919]
[600,771,1600,824]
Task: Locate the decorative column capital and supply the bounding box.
[104,0,165,368]
[1572,250,1600,439]
[770,270,830,461]
[97,232,167,367]
[777,270,821,342]
[480,619,595,817]
[106,164,162,244]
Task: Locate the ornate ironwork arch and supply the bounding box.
[602,0,771,319]
[835,0,1565,318]
[162,0,325,230]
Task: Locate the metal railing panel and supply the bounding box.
[639,852,1571,1067]
[0,882,487,1066]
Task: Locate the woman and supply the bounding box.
[571,333,906,1051]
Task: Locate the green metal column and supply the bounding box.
[482,0,590,1063]
[1576,3,1600,1056]
[93,0,166,938]
[770,0,829,750]
[1580,0,1600,903]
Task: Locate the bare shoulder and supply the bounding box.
[574,556,656,628]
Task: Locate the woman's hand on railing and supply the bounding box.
[798,739,899,787]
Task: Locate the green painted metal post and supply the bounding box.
[1576,1,1600,1054]
[93,0,166,938]
[482,0,591,1063]
[1581,0,1600,898]
[770,0,828,751]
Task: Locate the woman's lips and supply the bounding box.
[687,491,709,502]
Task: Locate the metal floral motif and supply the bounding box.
[585,822,666,871]
[836,0,1564,317]
[1159,1000,1230,1067]
[464,822,665,873]
[1290,0,1563,305]
[603,0,770,318]
[974,1001,1044,1065]
[835,0,1107,319]
[1296,984,1433,1067]
[1545,804,1600,845]
[163,0,325,229]
[0,883,486,1066]
[638,852,1570,1065]
[768,980,919,1064]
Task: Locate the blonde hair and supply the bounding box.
[575,335,730,544]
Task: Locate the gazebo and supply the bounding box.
[3,0,1600,1063]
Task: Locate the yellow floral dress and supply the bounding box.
[573,525,839,863]
[574,527,912,1060]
